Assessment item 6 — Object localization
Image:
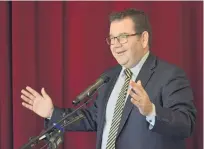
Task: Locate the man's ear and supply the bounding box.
[141,31,149,49]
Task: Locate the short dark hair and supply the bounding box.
[109,8,152,48]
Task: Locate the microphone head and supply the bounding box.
[72,74,110,105]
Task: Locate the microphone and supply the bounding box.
[72,74,110,105]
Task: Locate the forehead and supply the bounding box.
[109,17,135,36]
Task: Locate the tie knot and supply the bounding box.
[124,68,132,79]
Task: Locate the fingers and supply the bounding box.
[136,80,147,96]
[129,80,144,96]
[129,89,140,102]
[128,80,144,107]
[21,94,33,105]
[22,102,33,111]
[21,89,35,100]
[26,86,40,97]
[130,98,140,107]
[41,88,50,100]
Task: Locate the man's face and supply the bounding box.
[109,17,148,68]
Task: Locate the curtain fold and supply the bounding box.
[0,2,13,149]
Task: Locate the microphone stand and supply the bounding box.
[20,93,96,149]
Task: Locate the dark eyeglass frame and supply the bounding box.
[106,33,142,45]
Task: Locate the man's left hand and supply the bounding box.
[128,80,153,116]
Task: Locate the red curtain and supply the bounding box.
[0,1,202,149]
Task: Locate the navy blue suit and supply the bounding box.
[46,53,196,149]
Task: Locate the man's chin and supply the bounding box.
[119,62,130,68]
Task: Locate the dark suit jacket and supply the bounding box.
[46,53,196,149]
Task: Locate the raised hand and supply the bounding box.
[21,86,54,118]
[128,80,154,116]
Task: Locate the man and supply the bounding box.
[21,8,196,149]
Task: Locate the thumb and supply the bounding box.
[41,88,50,100]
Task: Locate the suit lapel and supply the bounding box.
[116,53,157,138]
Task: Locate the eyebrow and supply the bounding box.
[109,32,130,37]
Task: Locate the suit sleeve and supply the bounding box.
[44,97,98,132]
[151,68,197,138]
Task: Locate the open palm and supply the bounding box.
[21,86,54,118]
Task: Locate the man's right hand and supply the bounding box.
[21,86,54,118]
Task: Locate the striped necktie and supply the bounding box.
[106,68,133,149]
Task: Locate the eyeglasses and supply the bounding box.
[106,33,141,45]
